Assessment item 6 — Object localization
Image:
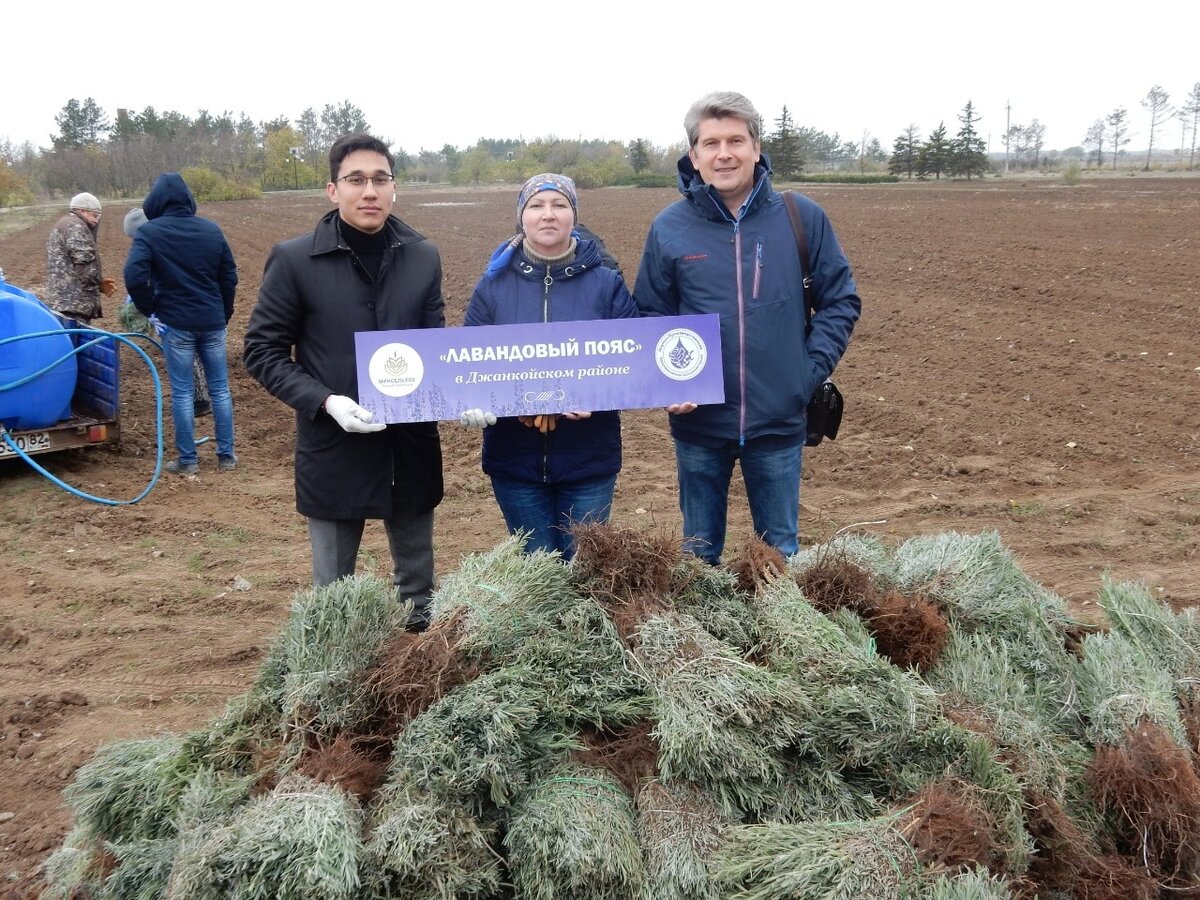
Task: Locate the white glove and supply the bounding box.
[459,408,497,428]
[324,394,386,433]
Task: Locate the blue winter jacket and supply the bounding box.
[634,153,861,445]
[124,173,238,332]
[464,237,638,484]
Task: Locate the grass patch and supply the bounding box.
[206,526,250,548]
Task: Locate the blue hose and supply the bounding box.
[0,327,169,505]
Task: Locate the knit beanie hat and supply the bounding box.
[516,173,578,229]
[122,207,148,238]
[70,192,102,212]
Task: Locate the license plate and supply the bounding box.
[0,430,51,457]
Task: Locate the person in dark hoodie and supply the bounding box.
[634,91,861,565]
[458,173,638,561]
[243,133,444,632]
[121,207,211,418]
[124,173,239,475]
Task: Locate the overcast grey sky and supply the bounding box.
[5,1,1195,157]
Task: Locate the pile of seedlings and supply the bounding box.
[40,525,1200,899]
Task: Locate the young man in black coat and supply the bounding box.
[243,134,445,631]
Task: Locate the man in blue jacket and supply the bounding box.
[634,91,861,565]
[125,173,239,475]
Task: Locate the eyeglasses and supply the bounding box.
[336,173,395,188]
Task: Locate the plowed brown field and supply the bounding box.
[1,176,1197,892]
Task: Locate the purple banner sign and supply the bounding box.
[355,314,724,424]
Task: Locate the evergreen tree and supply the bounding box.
[765,106,803,179]
[888,125,921,179]
[918,122,950,180]
[320,102,370,141]
[110,107,142,143]
[52,98,110,149]
[951,100,988,179]
[628,138,651,174]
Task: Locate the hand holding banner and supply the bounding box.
[355,314,724,424]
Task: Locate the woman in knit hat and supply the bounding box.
[460,173,637,560]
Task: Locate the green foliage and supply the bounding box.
[43,528,1200,896]
[179,167,260,202]
[628,138,651,173]
[0,161,36,207]
[280,574,406,734]
[1074,629,1187,746]
[170,774,364,900]
[97,837,177,900]
[387,665,581,810]
[633,613,814,816]
[53,97,110,149]
[320,101,370,141]
[951,100,990,179]
[788,173,900,184]
[64,735,198,842]
[505,762,644,900]
[1061,160,1082,185]
[712,817,916,900]
[566,157,634,189]
[765,105,804,179]
[636,780,727,900]
[364,783,501,899]
[928,629,1088,798]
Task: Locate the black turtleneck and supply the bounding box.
[339,218,389,282]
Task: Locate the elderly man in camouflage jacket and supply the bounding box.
[45,192,117,322]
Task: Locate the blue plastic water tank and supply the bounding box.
[0,277,78,429]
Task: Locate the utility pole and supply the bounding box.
[289,147,302,190]
[1004,100,1011,175]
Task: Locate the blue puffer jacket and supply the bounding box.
[124,172,238,332]
[464,237,638,484]
[634,153,861,445]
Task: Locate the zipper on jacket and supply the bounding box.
[752,239,763,300]
[734,225,747,447]
[541,267,553,482]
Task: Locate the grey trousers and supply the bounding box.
[308,509,435,625]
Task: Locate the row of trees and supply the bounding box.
[884,101,989,180]
[2,84,1197,205]
[1080,83,1200,172]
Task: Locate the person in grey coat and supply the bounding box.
[243,133,444,631]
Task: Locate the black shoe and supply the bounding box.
[166,459,199,476]
[193,399,212,417]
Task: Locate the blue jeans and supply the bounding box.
[163,327,234,464]
[489,473,618,560]
[674,434,803,565]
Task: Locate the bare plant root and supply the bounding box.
[1089,719,1200,881]
[798,554,949,671]
[295,733,389,801]
[573,720,660,796]
[1022,793,1157,900]
[869,590,950,672]
[572,522,678,643]
[366,607,480,734]
[795,551,877,616]
[727,536,787,595]
[897,778,999,872]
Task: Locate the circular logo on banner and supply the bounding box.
[368,343,424,397]
[654,328,708,381]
